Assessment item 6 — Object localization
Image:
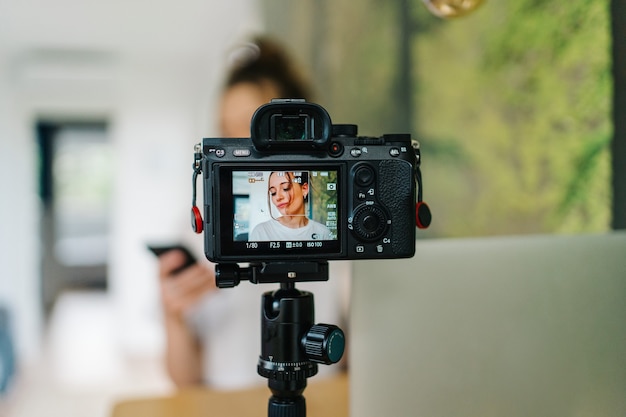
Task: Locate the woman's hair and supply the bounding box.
[224,35,313,100]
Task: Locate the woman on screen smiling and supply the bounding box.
[249,171,332,241]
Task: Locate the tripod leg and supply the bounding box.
[268,393,306,417]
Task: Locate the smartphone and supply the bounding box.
[147,244,197,274]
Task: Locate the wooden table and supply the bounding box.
[110,373,349,417]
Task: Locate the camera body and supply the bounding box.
[199,100,419,263]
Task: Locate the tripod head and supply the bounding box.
[215,261,330,288]
[215,261,345,417]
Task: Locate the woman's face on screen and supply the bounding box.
[268,172,308,217]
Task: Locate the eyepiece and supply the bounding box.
[250,99,332,151]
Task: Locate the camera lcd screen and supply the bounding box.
[217,167,341,258]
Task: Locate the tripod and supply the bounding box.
[216,261,345,417]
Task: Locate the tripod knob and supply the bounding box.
[303,324,345,365]
[215,264,241,288]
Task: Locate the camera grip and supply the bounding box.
[378,160,415,256]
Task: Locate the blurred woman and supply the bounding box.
[157,36,349,388]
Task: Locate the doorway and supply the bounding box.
[37,120,113,316]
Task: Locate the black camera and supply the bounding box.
[191,99,429,264]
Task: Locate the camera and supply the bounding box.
[192,99,428,264]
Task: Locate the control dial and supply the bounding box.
[351,205,389,241]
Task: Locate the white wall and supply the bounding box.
[0,0,263,363]
[0,51,44,361]
[108,56,215,355]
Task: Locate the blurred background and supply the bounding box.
[0,0,622,416]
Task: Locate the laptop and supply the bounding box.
[349,232,626,416]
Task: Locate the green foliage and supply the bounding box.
[263,0,612,237]
[415,0,611,236]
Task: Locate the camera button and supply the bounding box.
[215,148,226,158]
[350,148,362,157]
[389,147,401,157]
[329,141,344,157]
[232,148,251,157]
[357,188,375,200]
[354,165,375,186]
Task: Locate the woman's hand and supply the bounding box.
[158,250,216,319]
[158,249,215,386]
